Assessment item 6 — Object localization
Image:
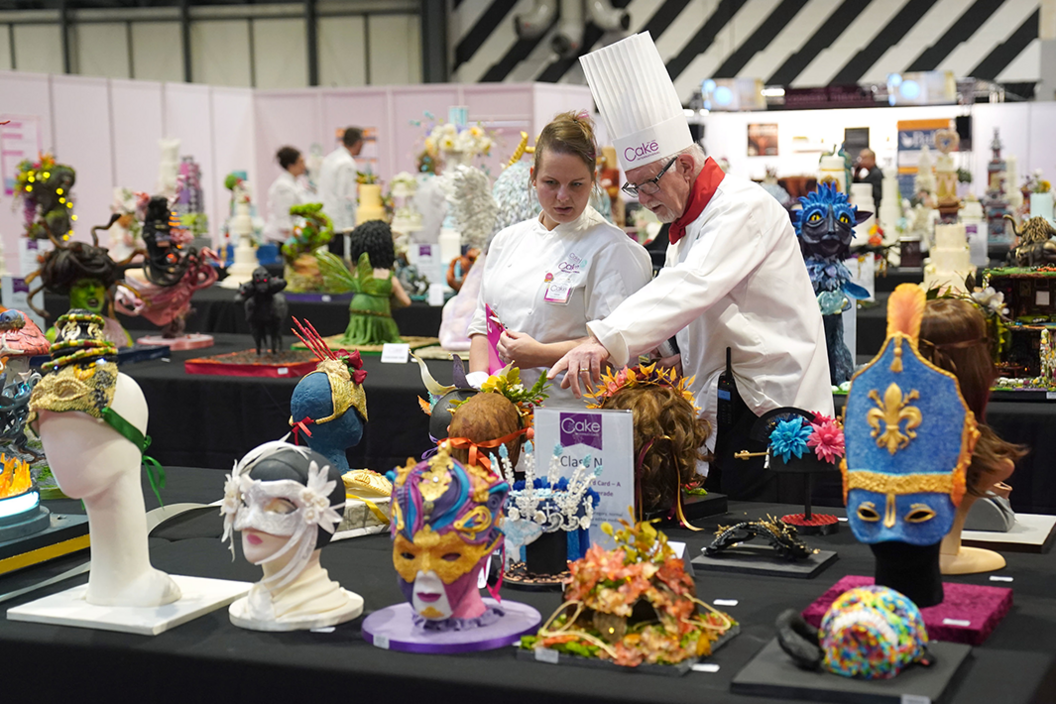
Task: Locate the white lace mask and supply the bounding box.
[220,442,344,590]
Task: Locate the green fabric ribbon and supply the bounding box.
[101,406,166,507]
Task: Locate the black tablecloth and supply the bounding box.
[2,467,1053,703]
[43,286,444,338]
[124,332,447,472]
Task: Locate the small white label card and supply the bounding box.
[321,295,332,303]
[901,694,931,704]
[428,283,446,307]
[533,408,635,550]
[1037,290,1051,307]
[535,647,559,664]
[990,575,1013,582]
[380,343,410,364]
[692,663,720,673]
[373,634,390,649]
[713,599,739,607]
[942,618,970,627]
[276,367,289,376]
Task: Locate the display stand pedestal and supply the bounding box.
[0,511,89,576]
[731,637,972,704]
[362,599,540,653]
[802,575,1012,645]
[138,333,213,351]
[692,546,838,579]
[228,589,363,632]
[183,349,318,378]
[7,575,251,635]
[962,513,1056,553]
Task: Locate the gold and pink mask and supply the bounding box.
[390,448,508,622]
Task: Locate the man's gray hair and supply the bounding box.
[676,143,708,177]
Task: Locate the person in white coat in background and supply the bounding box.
[319,127,363,236]
[263,146,310,243]
[466,111,652,409]
[550,33,832,500]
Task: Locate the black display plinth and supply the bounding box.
[731,637,972,704]
[691,546,838,579]
[0,512,89,575]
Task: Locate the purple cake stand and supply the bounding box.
[361,598,541,654]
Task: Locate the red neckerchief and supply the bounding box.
[669,157,725,245]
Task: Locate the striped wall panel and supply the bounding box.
[450,0,1042,102]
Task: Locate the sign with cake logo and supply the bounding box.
[533,408,634,550]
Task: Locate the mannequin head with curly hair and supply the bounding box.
[348,220,396,270]
[596,384,711,513]
[919,298,1026,495]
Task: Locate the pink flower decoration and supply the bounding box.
[807,420,845,463]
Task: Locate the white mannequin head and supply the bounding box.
[38,372,147,499]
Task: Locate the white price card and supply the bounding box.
[373,634,390,649]
[901,695,931,704]
[535,648,559,664]
[713,599,739,607]
[989,575,1013,582]
[941,618,970,627]
[381,343,410,364]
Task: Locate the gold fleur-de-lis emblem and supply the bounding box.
[867,383,922,454]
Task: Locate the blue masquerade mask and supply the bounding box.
[842,285,979,546]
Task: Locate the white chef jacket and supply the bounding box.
[263,170,310,243]
[469,206,652,408]
[319,147,358,232]
[587,171,833,444]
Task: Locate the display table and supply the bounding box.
[43,287,444,338]
[124,332,446,472]
[2,468,1053,703]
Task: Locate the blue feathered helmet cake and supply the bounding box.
[842,283,979,606]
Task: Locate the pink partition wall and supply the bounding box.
[52,75,114,243]
[0,71,53,273]
[254,90,323,209]
[211,87,256,239]
[321,88,390,181]
[110,79,164,197]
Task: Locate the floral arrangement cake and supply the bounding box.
[521,511,736,668]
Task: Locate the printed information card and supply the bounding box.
[533,408,634,550]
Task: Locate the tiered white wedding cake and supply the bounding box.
[923,223,974,293]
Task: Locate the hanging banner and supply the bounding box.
[896,118,951,199]
[1,115,43,196]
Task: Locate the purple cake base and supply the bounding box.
[361,598,541,653]
[283,291,354,303]
[802,575,1012,646]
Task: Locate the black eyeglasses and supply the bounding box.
[621,157,677,198]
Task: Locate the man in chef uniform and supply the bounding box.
[550,33,833,501]
[319,127,363,257]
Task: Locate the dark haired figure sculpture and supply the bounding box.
[316,220,411,346]
[27,217,133,348]
[467,111,651,407]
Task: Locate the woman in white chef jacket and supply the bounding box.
[263,146,310,243]
[467,112,652,408]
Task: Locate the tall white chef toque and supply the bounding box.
[579,32,694,172]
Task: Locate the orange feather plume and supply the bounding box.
[886,284,926,344]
